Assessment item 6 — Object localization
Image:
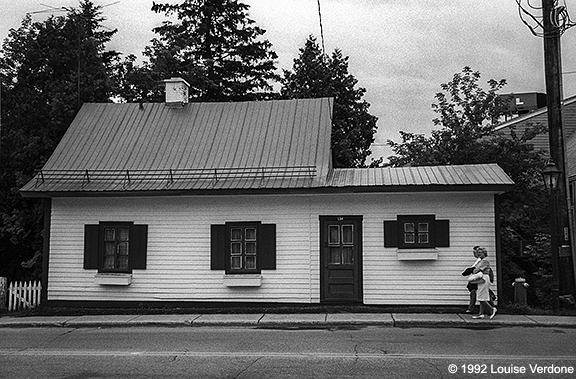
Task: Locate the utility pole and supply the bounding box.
[542,0,576,311]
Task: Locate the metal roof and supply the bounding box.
[20,97,514,197]
[327,164,514,189]
[21,98,334,194]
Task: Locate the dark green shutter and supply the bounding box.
[260,224,276,270]
[383,221,399,247]
[130,224,148,269]
[435,220,450,247]
[211,224,227,270]
[84,224,99,269]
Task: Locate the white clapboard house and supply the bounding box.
[20,78,514,306]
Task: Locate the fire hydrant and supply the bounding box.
[513,277,529,305]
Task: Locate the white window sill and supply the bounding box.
[94,273,132,285]
[396,248,438,260]
[223,274,262,287]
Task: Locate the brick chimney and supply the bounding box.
[163,77,190,106]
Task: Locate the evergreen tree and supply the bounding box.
[0,1,118,281]
[282,36,378,168]
[115,0,279,102]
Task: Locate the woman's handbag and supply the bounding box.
[467,271,485,284]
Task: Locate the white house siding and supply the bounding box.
[48,195,316,303]
[48,191,498,305]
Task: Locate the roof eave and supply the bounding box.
[20,183,515,198]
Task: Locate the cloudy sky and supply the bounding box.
[3,0,576,162]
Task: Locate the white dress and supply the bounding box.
[474,258,492,302]
[476,273,491,301]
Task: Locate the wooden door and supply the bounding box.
[320,216,362,303]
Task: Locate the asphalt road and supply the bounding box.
[1,326,576,378]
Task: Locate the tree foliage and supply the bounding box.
[389,66,508,166]
[387,67,551,305]
[0,1,118,281]
[114,0,279,102]
[281,36,378,168]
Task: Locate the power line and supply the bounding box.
[516,0,576,37]
[317,0,326,55]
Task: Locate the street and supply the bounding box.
[1,325,576,378]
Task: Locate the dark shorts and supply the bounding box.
[467,282,478,291]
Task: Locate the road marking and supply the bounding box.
[1,349,575,361]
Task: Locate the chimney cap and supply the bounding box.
[163,77,191,87]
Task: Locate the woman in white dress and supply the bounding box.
[471,247,497,319]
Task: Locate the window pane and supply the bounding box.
[118,228,129,241]
[342,225,353,244]
[404,233,415,243]
[342,247,353,264]
[418,233,429,244]
[118,242,128,255]
[245,256,256,269]
[231,242,242,255]
[231,228,242,241]
[117,255,128,269]
[104,242,115,256]
[104,228,115,241]
[418,223,429,232]
[104,255,115,269]
[330,247,340,264]
[328,226,339,244]
[231,256,242,269]
[245,228,256,241]
[245,242,256,255]
[404,223,415,232]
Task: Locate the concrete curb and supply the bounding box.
[392,313,465,327]
[0,313,574,329]
[192,314,262,327]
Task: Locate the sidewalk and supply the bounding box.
[1,312,575,328]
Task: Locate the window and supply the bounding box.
[103,226,130,271]
[384,215,449,249]
[211,222,276,273]
[229,224,258,272]
[84,222,148,273]
[328,224,354,264]
[399,215,433,249]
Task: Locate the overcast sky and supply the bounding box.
[3,0,576,162]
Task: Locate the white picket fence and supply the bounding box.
[7,281,42,311]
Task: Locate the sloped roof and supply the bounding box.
[20,97,514,197]
[494,94,576,152]
[21,98,334,194]
[328,164,513,191]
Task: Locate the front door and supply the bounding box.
[320,216,362,303]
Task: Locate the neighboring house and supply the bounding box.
[495,94,576,296]
[20,78,514,306]
[494,94,576,185]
